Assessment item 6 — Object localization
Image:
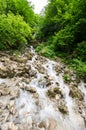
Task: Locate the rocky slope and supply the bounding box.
[0,47,86,130]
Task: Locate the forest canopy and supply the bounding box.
[0,0,36,50]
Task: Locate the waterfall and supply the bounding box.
[0,46,86,130]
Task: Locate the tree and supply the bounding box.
[0,0,35,26]
[0,13,32,50]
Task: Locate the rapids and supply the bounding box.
[0,46,86,130]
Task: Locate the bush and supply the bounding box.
[71,59,86,82]
[53,26,74,53]
[76,41,86,61]
[0,13,32,50]
[36,43,56,58]
[63,74,71,83]
[36,43,45,52]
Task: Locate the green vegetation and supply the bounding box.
[63,74,71,83]
[0,0,36,50]
[36,0,86,82]
[0,13,32,50]
[0,0,86,81]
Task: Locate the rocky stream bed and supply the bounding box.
[0,47,86,130]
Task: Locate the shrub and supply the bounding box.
[0,13,32,50]
[71,59,86,82]
[63,74,71,83]
[36,43,56,58]
[76,41,86,61]
[53,26,74,53]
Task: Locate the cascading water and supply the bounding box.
[0,46,86,130]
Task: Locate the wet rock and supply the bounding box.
[0,83,10,96]
[17,82,25,89]
[49,119,57,130]
[21,78,30,84]
[11,56,27,63]
[35,64,45,74]
[38,121,46,129]
[33,93,39,99]
[6,101,17,115]
[29,69,37,77]
[55,65,62,74]
[1,122,18,130]
[53,87,60,94]
[47,90,56,98]
[10,89,19,99]
[46,77,53,86]
[38,78,46,88]
[24,64,31,72]
[24,52,33,60]
[58,101,68,114]
[58,105,68,114]
[0,66,16,78]
[47,87,63,99]
[25,85,37,93]
[69,87,84,100]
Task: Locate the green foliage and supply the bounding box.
[63,74,71,83]
[53,26,74,52]
[36,43,44,52]
[76,41,86,61]
[0,0,35,26]
[70,59,86,82]
[36,0,86,81]
[0,13,32,50]
[36,43,56,58]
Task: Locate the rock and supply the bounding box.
[53,87,60,94]
[47,90,55,98]
[47,87,63,99]
[38,121,46,129]
[36,64,45,74]
[49,119,57,130]
[25,86,37,93]
[29,69,37,77]
[1,122,18,130]
[25,52,33,60]
[10,89,19,99]
[24,64,31,72]
[21,78,30,84]
[13,57,27,63]
[38,78,46,88]
[18,82,25,89]
[58,100,68,114]
[6,101,17,115]
[0,83,10,96]
[69,87,84,100]
[55,65,62,74]
[55,95,60,100]
[58,105,68,114]
[33,93,39,99]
